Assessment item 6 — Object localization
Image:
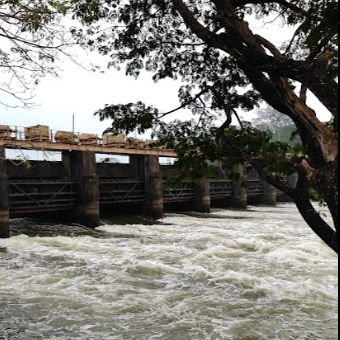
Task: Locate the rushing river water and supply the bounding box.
[0,204,338,340]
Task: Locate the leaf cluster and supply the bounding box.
[72,0,337,199]
[152,118,305,184]
[95,101,160,135]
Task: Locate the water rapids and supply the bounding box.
[0,204,338,340]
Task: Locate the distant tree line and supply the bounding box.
[252,106,301,146]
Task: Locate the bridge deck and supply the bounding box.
[0,140,177,157]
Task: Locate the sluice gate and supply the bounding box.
[0,144,292,238]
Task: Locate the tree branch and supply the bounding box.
[255,34,283,58]
[293,165,338,253]
[170,0,219,47]
[300,84,307,104]
[230,0,309,15]
[159,89,209,118]
[244,155,296,197]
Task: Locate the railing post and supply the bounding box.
[231,165,248,209]
[262,182,277,206]
[193,179,211,213]
[64,151,100,228]
[0,147,9,238]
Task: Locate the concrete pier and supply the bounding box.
[77,175,100,228]
[142,156,164,220]
[0,147,9,238]
[231,165,248,209]
[63,151,100,228]
[262,182,277,206]
[193,179,211,213]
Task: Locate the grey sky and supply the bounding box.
[0,55,182,136]
[0,16,332,137]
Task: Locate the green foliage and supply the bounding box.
[73,0,337,195]
[95,102,159,135]
[308,188,327,206]
[151,119,304,183]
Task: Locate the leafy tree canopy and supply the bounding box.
[72,0,338,252]
[0,0,77,107]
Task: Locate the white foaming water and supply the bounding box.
[0,204,338,340]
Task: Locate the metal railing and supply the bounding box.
[163,182,196,203]
[9,181,77,214]
[99,180,146,204]
[247,181,265,196]
[210,181,233,198]
[7,178,273,216]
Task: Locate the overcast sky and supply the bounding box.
[0,53,184,136]
[0,17,331,138]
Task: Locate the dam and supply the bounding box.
[0,124,290,238]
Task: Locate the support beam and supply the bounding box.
[262,182,277,206]
[231,165,248,209]
[0,147,9,238]
[193,179,211,213]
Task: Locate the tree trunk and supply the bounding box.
[293,188,338,254]
[247,156,338,254]
[170,0,340,253]
[311,159,339,234]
